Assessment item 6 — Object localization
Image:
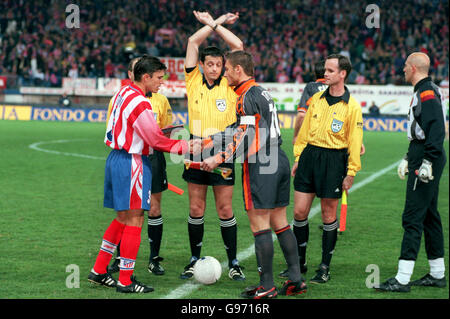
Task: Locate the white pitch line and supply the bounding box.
[29,139,106,160]
[162,160,401,299]
[28,139,182,164]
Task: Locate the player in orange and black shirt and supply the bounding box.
[201,51,307,299]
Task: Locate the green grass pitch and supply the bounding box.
[0,119,448,299]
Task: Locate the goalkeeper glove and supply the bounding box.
[417,159,434,183]
[397,155,408,180]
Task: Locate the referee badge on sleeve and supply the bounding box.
[216,99,227,112]
[331,118,344,133]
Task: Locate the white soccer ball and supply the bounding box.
[193,256,222,285]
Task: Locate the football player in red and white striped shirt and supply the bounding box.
[88,56,190,293]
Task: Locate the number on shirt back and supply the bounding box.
[262,90,281,138]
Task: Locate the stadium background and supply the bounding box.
[0,0,448,302]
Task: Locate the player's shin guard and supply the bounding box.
[321,219,338,267]
[93,219,126,274]
[188,215,204,260]
[276,226,301,282]
[254,229,274,289]
[118,225,142,286]
[293,218,309,266]
[220,216,238,267]
[148,215,163,260]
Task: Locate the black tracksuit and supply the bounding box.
[400,77,447,261]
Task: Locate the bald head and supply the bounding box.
[403,52,431,85]
[407,52,430,74]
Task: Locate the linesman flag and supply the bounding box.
[339,190,348,232]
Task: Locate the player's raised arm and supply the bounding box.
[186,11,242,69]
[185,11,215,68]
[213,12,243,51]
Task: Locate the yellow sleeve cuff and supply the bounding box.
[346,169,356,177]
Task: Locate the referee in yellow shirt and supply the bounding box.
[106,57,174,276]
[180,10,245,281]
[291,54,363,284]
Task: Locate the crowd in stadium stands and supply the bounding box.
[0,0,448,88]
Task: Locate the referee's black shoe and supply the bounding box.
[374,277,410,292]
[310,264,330,284]
[410,274,447,288]
[180,260,197,279]
[148,256,165,276]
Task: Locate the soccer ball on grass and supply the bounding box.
[193,256,222,285]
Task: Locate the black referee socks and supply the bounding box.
[293,218,309,267]
[220,216,238,268]
[188,215,204,260]
[148,215,163,260]
[322,219,338,267]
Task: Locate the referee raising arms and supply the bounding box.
[292,54,363,284]
[180,11,245,281]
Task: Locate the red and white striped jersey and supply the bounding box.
[105,83,187,155]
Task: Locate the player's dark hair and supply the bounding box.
[133,55,167,82]
[200,46,224,63]
[225,50,254,77]
[326,54,352,81]
[314,60,325,79]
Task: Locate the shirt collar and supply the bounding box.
[316,78,326,83]
[129,82,145,96]
[202,73,222,89]
[320,85,350,104]
[414,76,432,92]
[234,78,256,96]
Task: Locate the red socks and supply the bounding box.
[93,219,126,274]
[118,225,142,286]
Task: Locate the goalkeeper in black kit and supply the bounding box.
[376,52,447,292]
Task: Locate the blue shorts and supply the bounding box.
[103,149,152,211]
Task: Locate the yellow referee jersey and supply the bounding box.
[294,87,363,176]
[106,92,173,129]
[185,65,237,138]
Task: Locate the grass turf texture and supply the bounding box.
[0,119,448,299]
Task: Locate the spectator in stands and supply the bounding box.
[369,101,380,117]
[0,0,448,86]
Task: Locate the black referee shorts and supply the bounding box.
[149,151,168,194]
[294,144,348,198]
[182,134,235,186]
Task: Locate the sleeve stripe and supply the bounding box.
[420,90,435,102]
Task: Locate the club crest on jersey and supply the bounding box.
[216,99,227,112]
[331,118,344,133]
